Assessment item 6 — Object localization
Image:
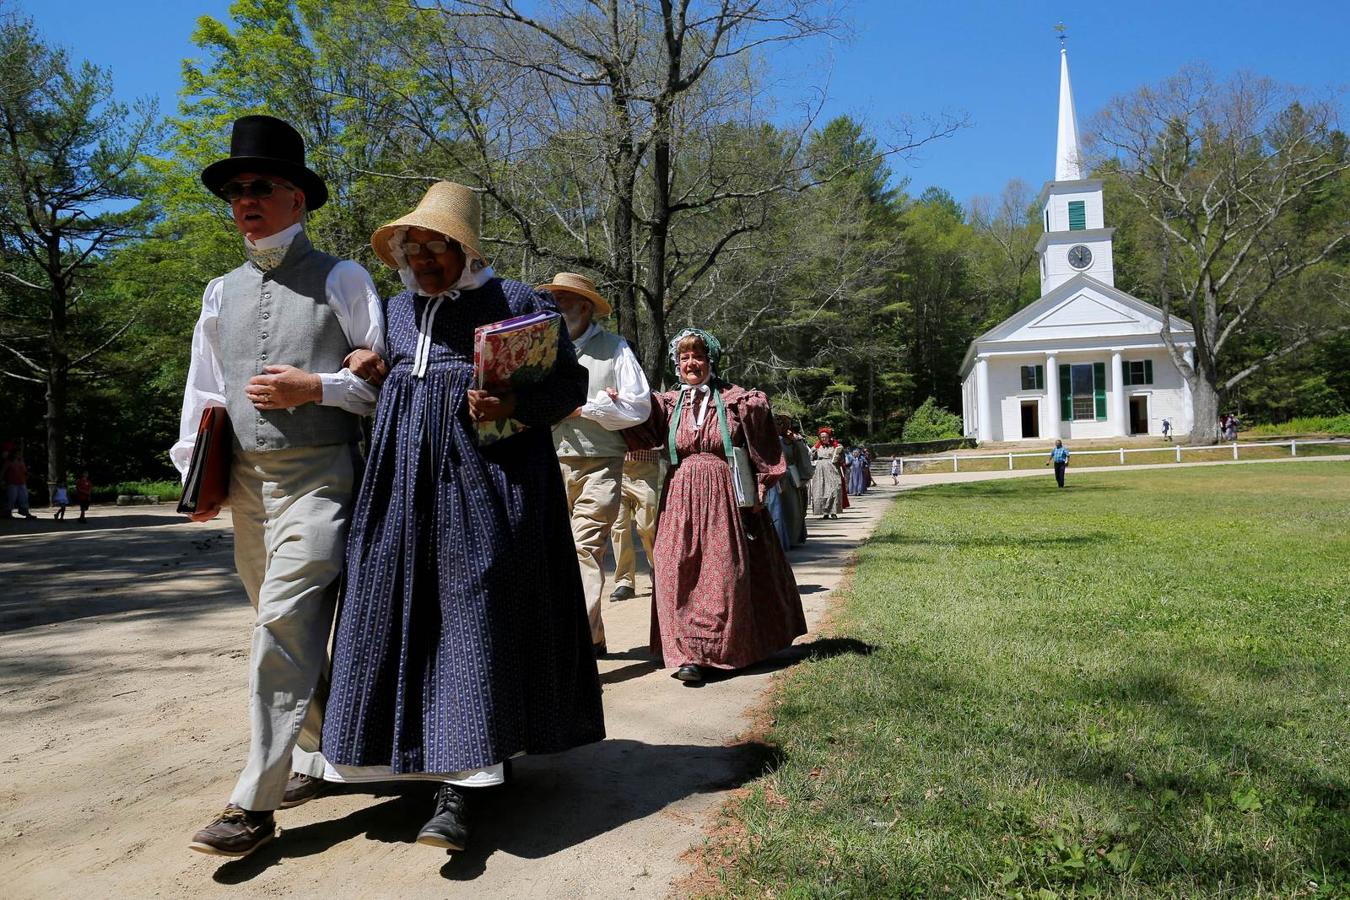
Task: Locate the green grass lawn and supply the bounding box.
[702,464,1349,898]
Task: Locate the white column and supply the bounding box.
[975,357,993,442]
[1043,353,1059,439]
[1110,350,1127,436]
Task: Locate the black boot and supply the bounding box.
[416,784,469,851]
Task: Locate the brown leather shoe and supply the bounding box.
[188,805,275,858]
[280,772,328,809]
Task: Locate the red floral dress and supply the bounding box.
[627,384,806,669]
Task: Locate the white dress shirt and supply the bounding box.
[170,224,387,475]
[573,322,652,429]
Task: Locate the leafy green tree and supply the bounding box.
[0,10,159,491]
[1093,67,1350,442]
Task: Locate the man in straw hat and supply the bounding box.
[174,114,387,859]
[310,182,603,852]
[541,272,651,653]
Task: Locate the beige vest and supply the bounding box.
[553,326,628,458]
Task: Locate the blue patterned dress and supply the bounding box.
[322,277,604,774]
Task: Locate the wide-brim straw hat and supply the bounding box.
[371,181,485,270]
[536,271,611,317]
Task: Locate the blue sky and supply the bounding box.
[20,0,1349,207]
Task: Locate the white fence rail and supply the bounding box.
[891,438,1349,475]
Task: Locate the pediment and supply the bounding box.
[1028,294,1141,330]
[961,274,1195,377]
[975,275,1190,346]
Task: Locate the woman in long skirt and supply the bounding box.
[808,427,845,518]
[317,183,604,851]
[625,328,805,684]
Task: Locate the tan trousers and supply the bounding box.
[558,455,623,646]
[612,458,662,591]
[227,443,356,811]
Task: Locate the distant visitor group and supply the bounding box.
[161,115,880,860]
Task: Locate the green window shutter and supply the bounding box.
[1035,365,1044,390]
[1121,365,1131,387]
[1144,360,1153,384]
[1068,201,1086,231]
[1093,361,1107,420]
[1059,364,1072,421]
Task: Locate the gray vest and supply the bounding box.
[217,232,362,452]
[552,326,629,458]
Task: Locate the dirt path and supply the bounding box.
[0,488,897,899]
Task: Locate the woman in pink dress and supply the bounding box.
[625,328,806,683]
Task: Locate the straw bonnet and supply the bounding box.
[371,181,485,270]
[535,272,612,317]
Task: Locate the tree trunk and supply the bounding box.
[610,91,641,365]
[45,238,69,500]
[867,362,875,438]
[1188,374,1220,445]
[45,366,66,502]
[645,99,673,390]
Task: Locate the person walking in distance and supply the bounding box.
[2,450,37,519]
[1048,440,1070,488]
[73,471,93,522]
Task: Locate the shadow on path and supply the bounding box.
[0,525,237,633]
[212,737,782,883]
[0,512,185,537]
[681,637,878,689]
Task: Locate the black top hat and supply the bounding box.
[201,115,329,210]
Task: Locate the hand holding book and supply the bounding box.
[466,389,517,423]
[471,310,561,445]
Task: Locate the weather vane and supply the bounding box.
[1054,22,1067,46]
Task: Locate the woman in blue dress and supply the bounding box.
[318,182,604,851]
[848,447,869,496]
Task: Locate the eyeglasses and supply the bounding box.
[400,240,458,257]
[220,179,294,202]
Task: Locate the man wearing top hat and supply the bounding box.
[171,114,387,858]
[541,273,651,653]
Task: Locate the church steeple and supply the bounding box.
[1036,32,1115,293]
[1054,45,1083,181]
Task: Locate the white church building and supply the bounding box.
[960,46,1195,443]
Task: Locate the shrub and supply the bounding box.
[901,397,964,442]
[1248,415,1350,437]
[92,479,182,503]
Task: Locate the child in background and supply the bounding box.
[74,472,92,522]
[52,484,69,519]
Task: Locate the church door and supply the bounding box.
[1021,400,1040,439]
[1129,396,1149,435]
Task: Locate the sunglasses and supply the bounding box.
[220,179,294,202]
[400,240,458,257]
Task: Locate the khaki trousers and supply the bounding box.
[558,455,623,646]
[612,458,662,591]
[227,443,356,811]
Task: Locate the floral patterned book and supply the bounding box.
[472,310,561,445]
